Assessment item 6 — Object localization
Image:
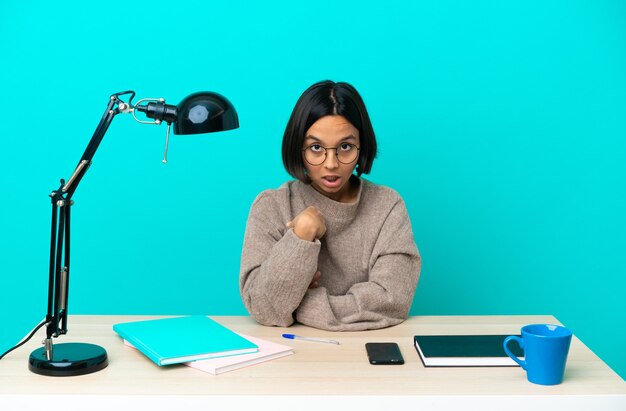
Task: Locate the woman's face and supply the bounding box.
[303,115,360,202]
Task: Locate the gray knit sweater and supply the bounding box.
[239,177,421,331]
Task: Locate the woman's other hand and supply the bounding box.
[308,270,321,289]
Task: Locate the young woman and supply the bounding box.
[239,80,421,331]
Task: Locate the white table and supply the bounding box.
[1,315,624,410]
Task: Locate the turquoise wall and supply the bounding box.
[1,1,624,379]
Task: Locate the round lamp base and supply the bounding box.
[29,342,108,377]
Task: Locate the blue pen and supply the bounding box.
[282,333,340,345]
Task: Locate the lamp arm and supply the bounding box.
[63,91,135,199]
[44,91,135,345]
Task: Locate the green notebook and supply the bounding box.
[414,335,523,367]
[113,316,258,366]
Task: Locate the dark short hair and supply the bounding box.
[282,80,377,182]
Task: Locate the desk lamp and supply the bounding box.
[26,90,239,376]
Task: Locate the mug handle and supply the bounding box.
[503,336,526,370]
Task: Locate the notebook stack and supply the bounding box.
[113,315,293,374]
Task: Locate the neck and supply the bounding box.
[311,175,359,203]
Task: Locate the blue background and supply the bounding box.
[1,1,624,379]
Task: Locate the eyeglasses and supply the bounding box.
[303,143,360,166]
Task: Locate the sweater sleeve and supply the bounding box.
[239,193,321,327]
[294,199,421,331]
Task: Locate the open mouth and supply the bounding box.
[321,175,341,188]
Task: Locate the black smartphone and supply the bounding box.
[365,342,404,365]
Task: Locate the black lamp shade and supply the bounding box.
[174,92,239,135]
